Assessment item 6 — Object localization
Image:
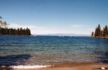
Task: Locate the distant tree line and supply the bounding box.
[92,24,108,38]
[0,28,31,35]
[0,16,31,35]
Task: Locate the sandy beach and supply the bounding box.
[1,63,108,70]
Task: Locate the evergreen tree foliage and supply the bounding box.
[94,24,102,37]
[0,16,31,35]
[93,24,108,38]
[91,32,94,37]
[0,28,31,35]
[103,25,108,37]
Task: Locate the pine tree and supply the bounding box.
[91,32,94,37]
[94,24,102,37]
[103,25,108,37]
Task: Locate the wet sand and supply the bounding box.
[12,63,108,70]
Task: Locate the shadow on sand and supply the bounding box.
[0,54,31,70]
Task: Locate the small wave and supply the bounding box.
[10,65,51,69]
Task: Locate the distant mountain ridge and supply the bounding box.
[35,33,89,36]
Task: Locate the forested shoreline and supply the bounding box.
[0,17,31,35]
[92,24,108,38]
[0,28,31,35]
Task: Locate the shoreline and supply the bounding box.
[1,63,108,70]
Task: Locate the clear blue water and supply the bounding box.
[0,36,108,65]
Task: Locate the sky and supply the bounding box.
[0,0,108,35]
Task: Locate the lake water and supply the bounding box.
[0,36,108,65]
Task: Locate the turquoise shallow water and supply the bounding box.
[0,36,108,65]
